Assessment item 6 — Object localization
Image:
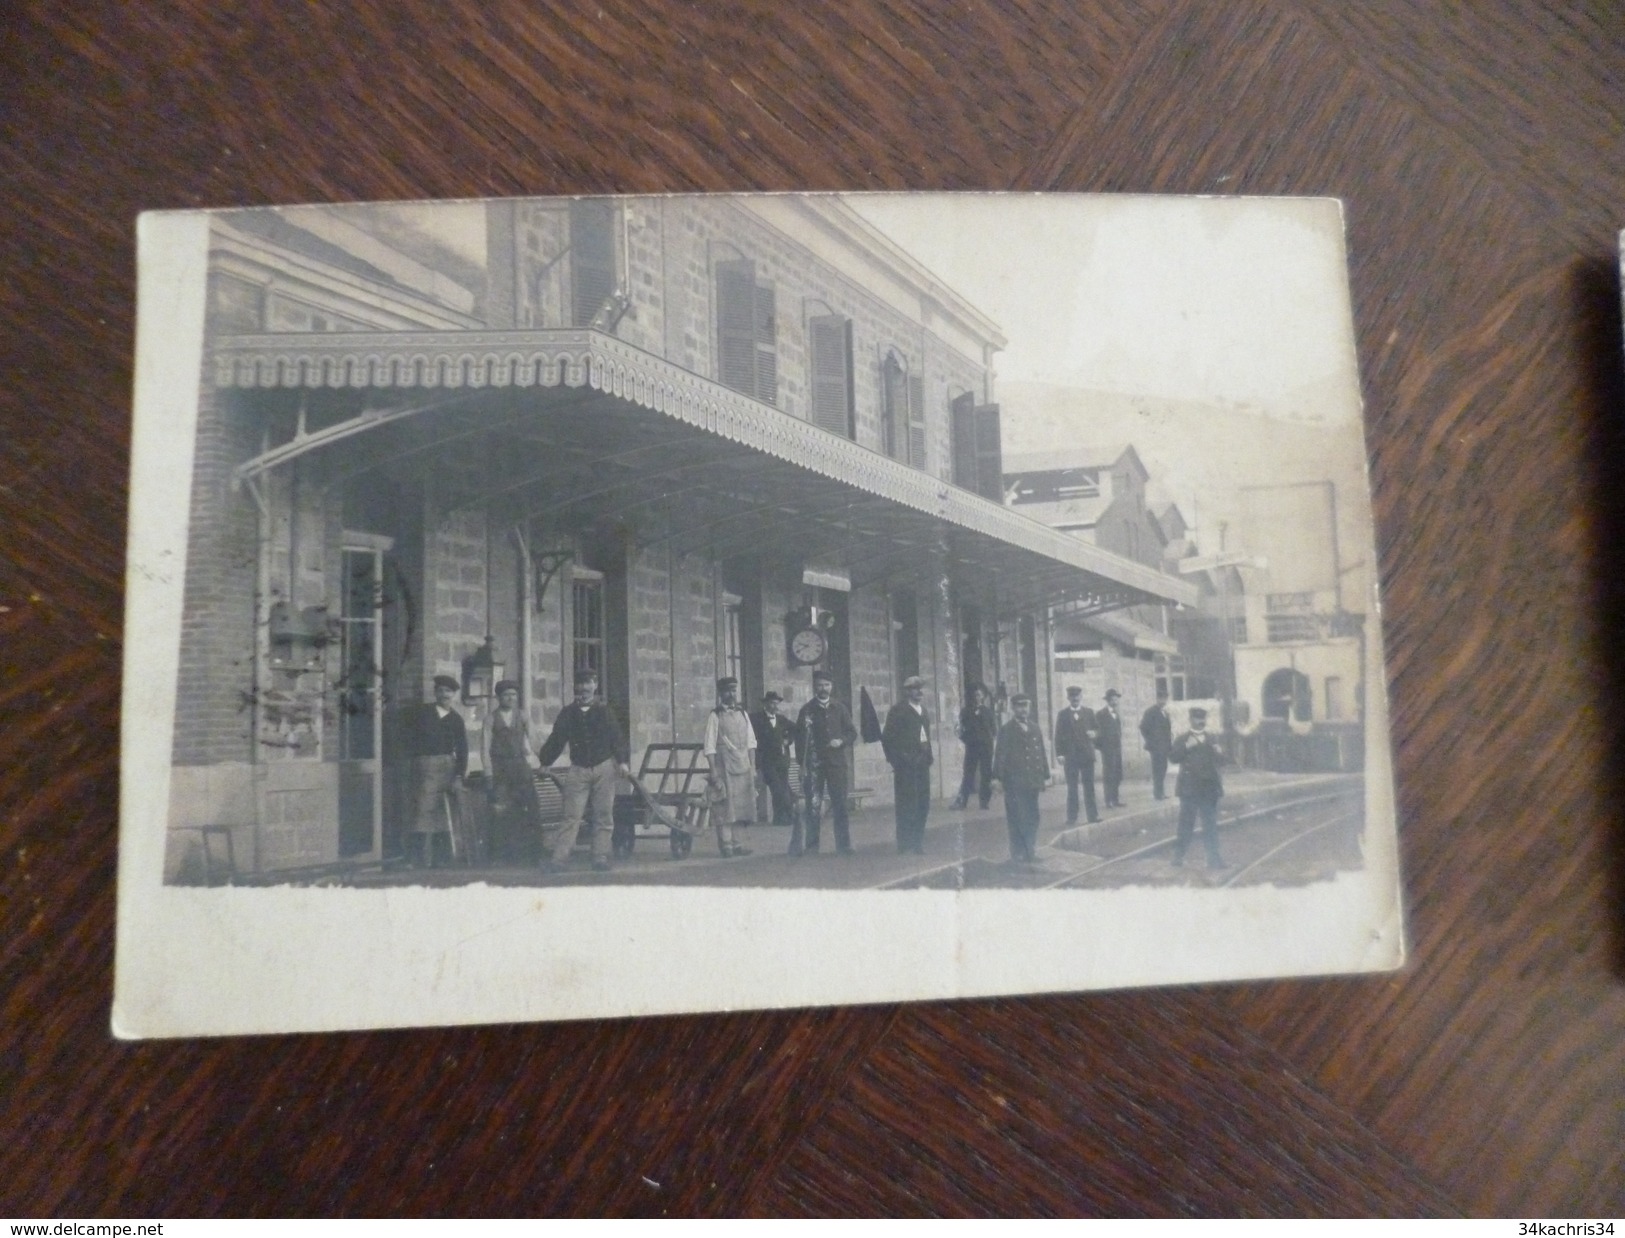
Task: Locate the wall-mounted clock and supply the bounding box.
[789,626,828,666]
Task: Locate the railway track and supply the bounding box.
[875,784,1364,891]
[1039,790,1354,889]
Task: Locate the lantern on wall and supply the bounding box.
[461,635,504,706]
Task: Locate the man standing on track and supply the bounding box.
[1170,706,1228,870]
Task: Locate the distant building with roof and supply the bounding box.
[1005,444,1186,772]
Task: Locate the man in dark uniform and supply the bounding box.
[1055,685,1100,825]
[881,675,934,854]
[952,684,996,810]
[993,693,1051,863]
[1139,687,1174,800]
[1170,706,1228,869]
[792,669,857,856]
[1095,688,1125,808]
[536,670,630,873]
[406,674,469,868]
[750,690,798,828]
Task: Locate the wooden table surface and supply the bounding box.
[3,1,1622,1217]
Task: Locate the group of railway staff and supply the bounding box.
[402,670,630,873]
[403,671,1227,872]
[947,681,1229,867]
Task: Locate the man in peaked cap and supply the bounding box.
[405,674,469,868]
[881,675,935,854]
[1139,686,1174,801]
[993,692,1052,864]
[1055,685,1100,826]
[702,676,756,858]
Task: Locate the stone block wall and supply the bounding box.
[847,583,893,795]
[511,203,570,331]
[672,552,718,743]
[525,535,570,733]
[630,199,993,477]
[626,544,675,760]
[427,502,489,690]
[618,199,666,357]
[257,766,340,870]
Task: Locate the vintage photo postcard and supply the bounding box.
[115,192,1402,1037]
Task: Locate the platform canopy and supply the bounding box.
[214,328,1198,618]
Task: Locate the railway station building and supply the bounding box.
[167,196,1193,879]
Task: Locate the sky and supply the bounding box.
[847,192,1377,608]
[847,192,1364,426]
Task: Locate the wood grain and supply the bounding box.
[3,0,1623,1217]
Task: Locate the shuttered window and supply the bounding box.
[951,393,1005,502]
[881,353,907,461]
[907,373,926,470]
[951,391,977,490]
[716,259,778,406]
[570,200,617,328]
[808,314,854,438]
[753,283,777,405]
[880,353,926,467]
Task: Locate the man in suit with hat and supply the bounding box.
[536,669,630,873]
[881,675,935,855]
[702,676,756,859]
[952,683,997,811]
[1096,688,1126,808]
[750,689,798,828]
[1170,706,1229,869]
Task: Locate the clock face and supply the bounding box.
[790,627,827,666]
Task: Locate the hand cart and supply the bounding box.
[612,742,712,859]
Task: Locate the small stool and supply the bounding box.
[177,824,237,885]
